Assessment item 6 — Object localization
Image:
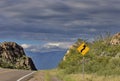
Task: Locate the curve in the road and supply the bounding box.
[0,69,35,81]
[17,71,36,81]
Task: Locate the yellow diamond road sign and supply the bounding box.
[77,43,90,56]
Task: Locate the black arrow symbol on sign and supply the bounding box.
[81,45,86,53]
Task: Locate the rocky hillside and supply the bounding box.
[59,32,120,75]
[0,42,37,70]
[110,32,120,45]
[63,32,120,61]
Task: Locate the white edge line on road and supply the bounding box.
[17,71,36,81]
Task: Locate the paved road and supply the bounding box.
[0,68,35,81]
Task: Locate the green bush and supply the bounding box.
[58,34,120,75]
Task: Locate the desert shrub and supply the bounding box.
[58,34,120,75]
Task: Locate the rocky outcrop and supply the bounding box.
[63,40,83,61]
[110,32,120,45]
[0,42,37,70]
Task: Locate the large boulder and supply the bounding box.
[0,42,37,70]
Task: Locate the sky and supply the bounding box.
[0,0,120,53]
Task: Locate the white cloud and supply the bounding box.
[89,28,97,32]
[65,1,94,9]
[21,44,31,49]
[43,42,73,49]
[30,48,39,52]
[64,19,109,27]
[20,42,73,53]
[43,42,60,48]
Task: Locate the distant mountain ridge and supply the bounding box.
[26,50,66,70]
[0,42,36,70]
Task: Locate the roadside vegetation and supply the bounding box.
[29,33,120,81]
[28,69,120,81]
[59,33,120,76]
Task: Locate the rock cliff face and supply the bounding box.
[0,42,37,70]
[110,32,120,45]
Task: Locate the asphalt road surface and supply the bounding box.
[0,68,35,81]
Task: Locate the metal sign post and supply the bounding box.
[82,56,85,81]
[77,42,90,81]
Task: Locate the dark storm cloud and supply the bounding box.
[0,0,120,42]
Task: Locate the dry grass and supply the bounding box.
[28,69,62,81]
[52,69,120,81]
[28,69,120,81]
[62,73,120,81]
